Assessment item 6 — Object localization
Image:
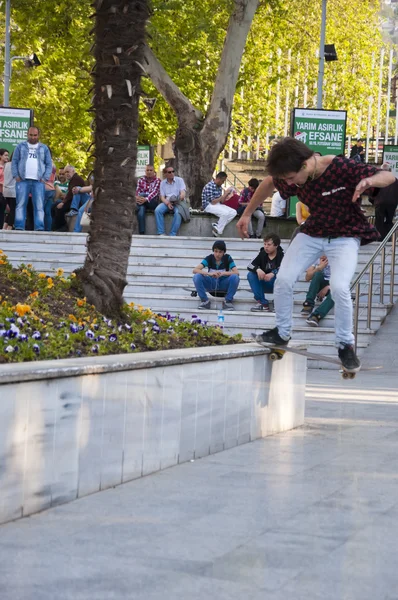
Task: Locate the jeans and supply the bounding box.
[305,270,334,320]
[155,202,182,236]
[44,190,55,231]
[70,193,90,212]
[247,271,275,305]
[15,179,45,231]
[247,209,266,237]
[73,199,90,233]
[274,233,360,345]
[193,273,240,302]
[136,196,159,234]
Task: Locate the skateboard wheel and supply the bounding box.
[342,371,356,380]
[269,352,280,361]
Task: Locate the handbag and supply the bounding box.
[80,212,91,228]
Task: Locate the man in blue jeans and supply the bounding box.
[247,234,284,311]
[12,126,52,231]
[192,240,240,311]
[155,167,186,236]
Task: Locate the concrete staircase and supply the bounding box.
[0,230,394,369]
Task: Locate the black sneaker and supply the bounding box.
[198,300,211,310]
[253,327,290,346]
[222,301,235,311]
[306,314,321,327]
[251,303,270,312]
[338,344,361,373]
[300,302,313,316]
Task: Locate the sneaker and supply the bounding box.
[211,223,219,237]
[338,344,361,373]
[223,301,235,311]
[158,234,166,237]
[65,209,78,217]
[251,303,270,312]
[198,300,211,310]
[306,314,321,327]
[300,302,313,316]
[254,327,290,346]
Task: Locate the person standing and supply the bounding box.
[0,148,10,229]
[237,136,395,373]
[11,126,52,231]
[2,158,16,229]
[135,164,160,234]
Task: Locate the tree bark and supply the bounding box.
[144,0,259,208]
[80,0,150,314]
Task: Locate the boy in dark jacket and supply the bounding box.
[192,240,240,311]
[247,233,284,311]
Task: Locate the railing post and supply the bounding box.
[367,263,374,330]
[380,246,385,304]
[354,282,360,352]
[390,230,397,304]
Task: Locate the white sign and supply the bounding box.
[382,145,398,177]
[136,145,151,177]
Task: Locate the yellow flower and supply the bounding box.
[27,264,32,268]
[60,278,67,283]
[38,273,47,279]
[68,314,77,322]
[56,268,64,277]
[15,304,31,317]
[29,291,39,298]
[0,259,6,265]
[0,249,4,254]
[21,269,31,276]
[70,273,76,279]
[76,297,86,307]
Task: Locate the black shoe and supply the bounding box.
[338,344,361,373]
[253,327,290,346]
[300,302,313,316]
[306,314,321,327]
[251,303,270,312]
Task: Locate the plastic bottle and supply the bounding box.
[217,308,225,328]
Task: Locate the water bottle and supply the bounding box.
[217,309,225,328]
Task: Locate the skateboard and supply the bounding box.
[251,334,381,379]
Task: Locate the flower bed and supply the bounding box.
[0,250,242,363]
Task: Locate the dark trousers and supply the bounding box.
[375,202,398,241]
[51,202,69,231]
[136,197,159,234]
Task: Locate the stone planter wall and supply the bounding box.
[0,343,306,525]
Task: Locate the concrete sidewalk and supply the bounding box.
[1,311,397,600]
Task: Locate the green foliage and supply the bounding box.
[0,251,241,363]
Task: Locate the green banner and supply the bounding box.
[136,145,151,177]
[291,108,347,155]
[0,107,32,154]
[382,145,398,177]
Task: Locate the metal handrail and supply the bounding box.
[219,160,246,191]
[351,219,398,350]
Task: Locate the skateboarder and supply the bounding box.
[236,136,395,372]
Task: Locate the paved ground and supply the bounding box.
[1,309,397,600]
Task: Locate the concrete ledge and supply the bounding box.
[138,213,297,239]
[0,343,306,524]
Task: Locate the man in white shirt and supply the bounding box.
[270,191,287,217]
[155,166,186,236]
[12,126,52,231]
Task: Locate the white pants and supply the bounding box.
[204,203,237,234]
[274,233,360,346]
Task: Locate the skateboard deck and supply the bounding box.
[251,334,381,379]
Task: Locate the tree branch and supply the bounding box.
[142,44,202,125]
[202,0,259,141]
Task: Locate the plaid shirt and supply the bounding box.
[202,180,222,209]
[136,176,161,202]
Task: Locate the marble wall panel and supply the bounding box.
[179,374,198,464]
[142,367,163,476]
[0,384,26,522]
[23,380,56,517]
[160,365,183,470]
[236,358,252,446]
[194,375,212,460]
[100,372,126,490]
[210,360,227,455]
[123,369,146,483]
[78,375,106,497]
[224,360,241,451]
[268,352,306,434]
[51,377,82,505]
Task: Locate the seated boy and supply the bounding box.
[247,233,284,312]
[301,256,334,327]
[192,240,240,311]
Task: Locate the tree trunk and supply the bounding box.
[144,0,259,208]
[80,0,150,314]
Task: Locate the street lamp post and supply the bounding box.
[4,0,11,107]
[317,0,327,109]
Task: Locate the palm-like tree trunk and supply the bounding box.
[80,0,150,314]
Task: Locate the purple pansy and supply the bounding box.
[32,344,40,354]
[32,330,41,340]
[5,345,14,353]
[91,345,99,353]
[85,330,95,339]
[109,333,117,342]
[130,343,136,350]
[70,323,79,333]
